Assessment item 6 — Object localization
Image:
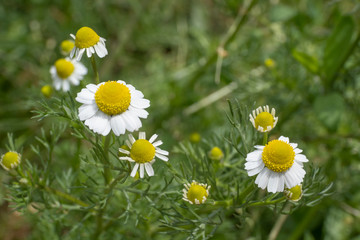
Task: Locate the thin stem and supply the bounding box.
[102,135,113,185]
[248,196,286,207]
[268,203,291,240]
[43,185,89,208]
[91,55,100,84]
[263,132,268,145]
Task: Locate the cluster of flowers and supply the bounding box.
[246,106,308,200]
[1,27,307,206]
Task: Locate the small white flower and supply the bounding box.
[245,136,308,193]
[50,58,87,92]
[1,151,21,171]
[119,132,169,178]
[70,26,108,61]
[249,105,278,132]
[76,80,150,136]
[182,181,210,204]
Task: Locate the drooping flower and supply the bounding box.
[249,105,278,132]
[245,136,308,193]
[208,146,224,161]
[183,181,210,204]
[70,26,108,61]
[284,185,303,201]
[1,151,21,171]
[50,58,87,92]
[60,40,75,55]
[76,80,149,136]
[119,132,169,178]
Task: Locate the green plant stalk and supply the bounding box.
[91,55,100,84]
[263,132,268,145]
[102,134,113,185]
[43,185,90,208]
[247,196,286,207]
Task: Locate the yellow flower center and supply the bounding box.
[187,183,208,204]
[60,40,75,54]
[262,140,295,172]
[75,27,100,49]
[2,152,20,169]
[254,112,274,130]
[130,139,155,163]
[55,59,75,79]
[265,58,275,68]
[209,147,224,161]
[95,81,131,116]
[41,85,52,98]
[285,185,302,201]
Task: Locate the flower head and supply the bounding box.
[245,136,308,193]
[284,185,302,201]
[76,80,150,136]
[60,40,75,55]
[119,132,169,178]
[41,85,53,98]
[70,27,108,61]
[50,58,87,92]
[249,105,278,132]
[264,58,275,68]
[189,132,201,143]
[208,147,224,161]
[1,151,21,171]
[183,181,210,204]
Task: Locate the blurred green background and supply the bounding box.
[1,0,360,239]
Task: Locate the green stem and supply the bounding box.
[43,185,89,208]
[248,196,286,207]
[238,181,255,204]
[91,55,100,84]
[263,132,268,145]
[103,135,113,185]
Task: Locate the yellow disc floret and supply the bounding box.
[1,151,21,170]
[60,40,75,54]
[75,27,100,49]
[262,140,295,172]
[41,85,53,98]
[284,185,302,201]
[254,112,274,130]
[95,81,131,116]
[130,139,155,163]
[208,147,224,161]
[55,59,75,79]
[187,183,208,204]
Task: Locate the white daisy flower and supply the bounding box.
[182,181,210,204]
[119,132,169,178]
[1,151,21,171]
[245,136,308,193]
[249,105,278,132]
[75,80,150,136]
[50,58,87,92]
[70,26,108,61]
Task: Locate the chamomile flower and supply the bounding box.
[41,85,53,98]
[284,185,303,201]
[249,105,278,132]
[245,136,308,193]
[76,80,149,136]
[208,147,224,161]
[182,181,210,204]
[50,58,87,92]
[60,40,75,55]
[1,151,21,171]
[70,26,108,61]
[119,132,169,178]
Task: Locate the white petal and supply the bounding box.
[246,150,262,162]
[140,164,144,178]
[145,163,154,176]
[245,160,263,170]
[78,104,98,120]
[247,162,264,176]
[131,97,150,109]
[130,163,139,177]
[62,81,70,92]
[76,89,95,104]
[86,84,99,93]
[267,172,280,193]
[278,136,289,143]
[255,168,271,189]
[295,154,308,162]
[277,175,285,192]
[152,140,163,147]
[149,134,158,143]
[86,48,92,57]
[128,106,149,119]
[110,115,126,136]
[155,153,168,162]
[84,111,111,136]
[139,132,145,139]
[156,148,169,156]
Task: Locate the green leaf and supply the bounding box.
[292,50,319,74]
[313,93,345,131]
[323,15,355,83]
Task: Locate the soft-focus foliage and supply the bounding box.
[1,0,360,239]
